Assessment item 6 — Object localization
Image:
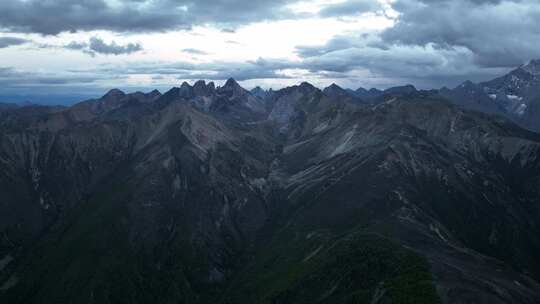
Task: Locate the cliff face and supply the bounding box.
[1,82,540,303]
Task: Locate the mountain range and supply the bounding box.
[1,61,540,303]
[320,59,540,133]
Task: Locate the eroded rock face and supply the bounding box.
[1,81,540,303]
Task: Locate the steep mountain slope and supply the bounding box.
[442,59,540,131]
[1,81,540,303]
[260,95,540,303]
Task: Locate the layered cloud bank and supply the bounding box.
[0,0,538,97]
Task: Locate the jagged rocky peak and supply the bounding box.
[250,86,267,99]
[356,87,369,94]
[180,81,192,90]
[324,83,342,91]
[193,80,215,96]
[143,89,161,102]
[326,83,342,90]
[323,83,349,98]
[274,81,318,98]
[148,89,161,97]
[178,81,194,98]
[219,78,245,96]
[223,77,241,89]
[102,88,126,99]
[193,80,206,89]
[299,81,315,89]
[297,81,318,93]
[521,59,540,76]
[355,87,383,99]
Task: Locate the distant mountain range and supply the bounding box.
[254,59,540,132]
[1,62,540,304]
[440,59,540,131]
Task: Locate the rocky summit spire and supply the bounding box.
[193,80,215,96]
[178,81,194,98]
[223,78,241,90]
[323,83,347,97]
[219,78,245,96]
[297,81,318,94]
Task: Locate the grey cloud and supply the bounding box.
[182,69,290,81]
[65,41,87,50]
[88,37,142,55]
[319,0,381,17]
[383,0,540,68]
[288,0,540,87]
[182,48,209,55]
[58,40,505,89]
[296,36,361,57]
[0,0,301,35]
[0,36,29,48]
[291,32,514,88]
[64,37,142,56]
[0,66,125,89]
[71,58,294,83]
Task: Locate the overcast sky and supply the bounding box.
[0,0,539,102]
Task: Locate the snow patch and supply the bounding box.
[429,224,449,243]
[507,94,523,101]
[515,103,527,116]
[488,94,497,100]
[39,195,50,210]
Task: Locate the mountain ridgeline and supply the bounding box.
[1,63,540,303]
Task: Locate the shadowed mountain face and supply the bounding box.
[1,79,540,304]
[441,60,540,132]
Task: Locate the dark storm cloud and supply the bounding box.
[2,0,537,91]
[291,31,514,88]
[281,0,540,87]
[64,36,506,89]
[382,0,540,68]
[0,0,300,35]
[0,37,29,48]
